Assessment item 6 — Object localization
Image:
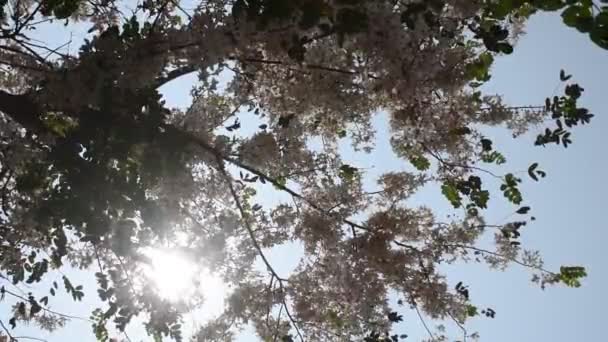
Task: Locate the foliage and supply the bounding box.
[0,0,597,341]
[483,0,608,50]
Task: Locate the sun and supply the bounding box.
[144,248,197,301]
[144,248,228,309]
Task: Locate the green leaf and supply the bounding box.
[502,174,523,204]
[339,164,358,181]
[516,206,530,214]
[471,189,490,209]
[590,12,608,49]
[409,154,431,171]
[481,151,506,164]
[496,42,514,54]
[480,138,493,151]
[537,0,568,11]
[528,163,539,181]
[466,304,479,317]
[388,311,404,323]
[441,182,462,208]
[558,266,587,287]
[561,5,593,32]
[465,52,494,82]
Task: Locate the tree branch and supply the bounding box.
[447,311,467,342]
[0,287,92,323]
[154,65,197,89]
[0,319,15,342]
[214,155,303,341]
[421,143,503,179]
[412,301,435,341]
[448,244,555,275]
[239,57,379,79]
[12,337,48,342]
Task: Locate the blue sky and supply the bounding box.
[2,10,607,342]
[405,12,608,342]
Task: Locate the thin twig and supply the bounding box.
[421,143,503,179]
[14,40,54,68]
[479,105,544,112]
[13,337,48,342]
[265,276,275,331]
[0,319,15,341]
[214,155,303,341]
[278,296,303,342]
[170,0,192,21]
[447,311,467,342]
[40,40,73,60]
[13,3,42,35]
[0,273,29,296]
[113,253,139,298]
[448,244,555,275]
[413,303,435,340]
[272,304,284,342]
[1,288,92,323]
[151,0,172,30]
[93,243,104,272]
[122,331,133,342]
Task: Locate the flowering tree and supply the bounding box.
[0,0,602,341]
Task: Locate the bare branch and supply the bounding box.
[413,302,435,341]
[447,244,556,275]
[447,311,467,342]
[0,287,93,323]
[12,337,49,342]
[272,304,284,342]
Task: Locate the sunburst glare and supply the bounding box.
[144,248,228,312]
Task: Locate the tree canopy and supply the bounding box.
[0,0,603,341]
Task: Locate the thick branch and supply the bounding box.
[154,65,197,89]
[240,57,379,79]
